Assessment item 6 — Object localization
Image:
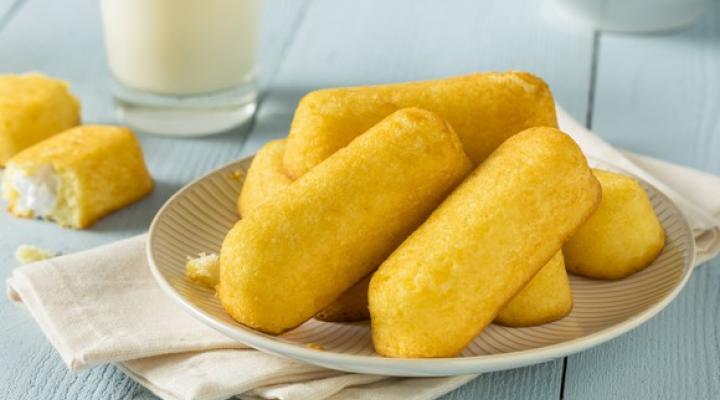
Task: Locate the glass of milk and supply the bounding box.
[100,0,262,136]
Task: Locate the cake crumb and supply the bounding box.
[305,342,324,351]
[227,170,245,181]
[186,252,220,289]
[15,244,59,264]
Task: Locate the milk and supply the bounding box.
[101,0,261,95]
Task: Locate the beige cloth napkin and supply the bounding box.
[6,107,720,400]
[6,235,476,400]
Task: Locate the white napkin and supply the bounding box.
[6,235,477,400]
[6,107,720,400]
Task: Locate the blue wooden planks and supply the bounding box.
[0,0,22,33]
[589,3,720,174]
[443,360,564,400]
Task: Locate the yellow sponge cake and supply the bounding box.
[284,72,557,178]
[2,125,153,228]
[237,139,292,217]
[0,73,80,166]
[369,127,600,358]
[219,108,471,334]
[564,169,665,279]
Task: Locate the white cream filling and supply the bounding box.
[10,164,59,217]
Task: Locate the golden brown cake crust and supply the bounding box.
[218,108,472,334]
[239,135,574,327]
[237,139,293,217]
[369,127,600,358]
[314,251,575,326]
[284,71,557,178]
[494,251,573,327]
[3,125,153,228]
[235,140,373,323]
[0,73,80,166]
[564,169,665,280]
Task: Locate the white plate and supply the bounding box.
[147,156,695,377]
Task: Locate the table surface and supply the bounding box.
[1,0,719,399]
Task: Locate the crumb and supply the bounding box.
[227,169,245,181]
[15,244,59,264]
[305,342,324,351]
[185,252,220,289]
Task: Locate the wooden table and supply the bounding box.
[1,0,718,398]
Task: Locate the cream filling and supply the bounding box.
[10,164,59,217]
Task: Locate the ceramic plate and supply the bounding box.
[147,156,695,377]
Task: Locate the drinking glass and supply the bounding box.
[101,0,262,136]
